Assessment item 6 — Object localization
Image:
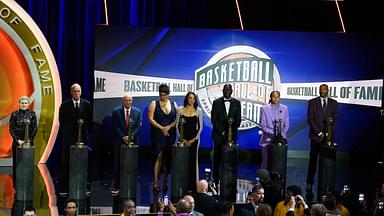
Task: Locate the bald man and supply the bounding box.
[111,95,142,193]
[59,83,92,195]
[194,180,220,216]
[184,195,204,216]
[121,199,136,216]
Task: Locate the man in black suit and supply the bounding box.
[306,84,338,192]
[194,180,221,216]
[59,83,92,195]
[211,84,241,185]
[111,95,142,194]
[238,184,265,216]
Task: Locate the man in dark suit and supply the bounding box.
[59,83,92,195]
[111,95,142,193]
[238,184,265,216]
[183,195,204,216]
[194,180,221,216]
[211,84,241,185]
[306,84,338,192]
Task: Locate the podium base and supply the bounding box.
[15,147,35,201]
[220,145,238,202]
[69,145,88,200]
[171,145,190,202]
[119,145,139,199]
[318,144,337,200]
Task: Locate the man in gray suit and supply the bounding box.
[184,194,204,216]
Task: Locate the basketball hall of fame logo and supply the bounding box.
[195,46,282,130]
[0,0,61,163]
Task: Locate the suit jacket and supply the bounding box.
[211,97,241,142]
[237,203,256,216]
[259,103,289,146]
[307,97,338,142]
[193,193,220,216]
[112,105,142,145]
[59,98,92,145]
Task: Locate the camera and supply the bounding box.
[358,193,364,203]
[343,185,349,192]
[163,195,169,206]
[378,201,384,210]
[204,168,214,185]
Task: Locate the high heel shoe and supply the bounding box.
[153,181,160,194]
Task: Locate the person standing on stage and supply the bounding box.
[9,96,37,187]
[211,84,241,186]
[148,84,177,194]
[111,95,142,194]
[59,83,92,195]
[306,84,338,193]
[176,91,203,193]
[259,91,289,169]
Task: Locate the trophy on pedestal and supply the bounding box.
[127,118,134,147]
[177,117,186,147]
[325,117,335,147]
[22,118,31,148]
[76,118,85,147]
[273,119,287,146]
[227,118,236,148]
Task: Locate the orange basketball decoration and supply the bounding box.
[0,28,34,157]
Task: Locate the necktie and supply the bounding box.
[75,102,79,109]
[322,99,327,110]
[126,110,130,128]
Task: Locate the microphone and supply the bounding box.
[279,110,282,113]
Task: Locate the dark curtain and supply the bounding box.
[16,0,95,176]
[95,0,211,27]
[16,0,95,100]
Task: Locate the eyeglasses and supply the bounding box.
[159,93,169,97]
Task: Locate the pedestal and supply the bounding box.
[119,145,139,199]
[69,145,88,200]
[318,144,336,200]
[220,145,238,202]
[267,143,288,191]
[171,145,190,202]
[15,147,34,201]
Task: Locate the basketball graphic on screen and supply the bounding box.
[195,46,281,130]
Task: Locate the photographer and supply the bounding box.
[193,180,220,216]
[373,182,384,216]
[373,198,384,216]
[274,185,310,216]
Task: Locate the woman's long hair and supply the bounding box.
[268,91,280,104]
[183,91,198,109]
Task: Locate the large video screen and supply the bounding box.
[94,26,383,151]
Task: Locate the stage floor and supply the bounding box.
[0,150,350,215]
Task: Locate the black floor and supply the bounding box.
[0,150,352,215]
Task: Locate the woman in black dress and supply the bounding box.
[148,84,177,194]
[176,92,203,192]
[9,96,37,186]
